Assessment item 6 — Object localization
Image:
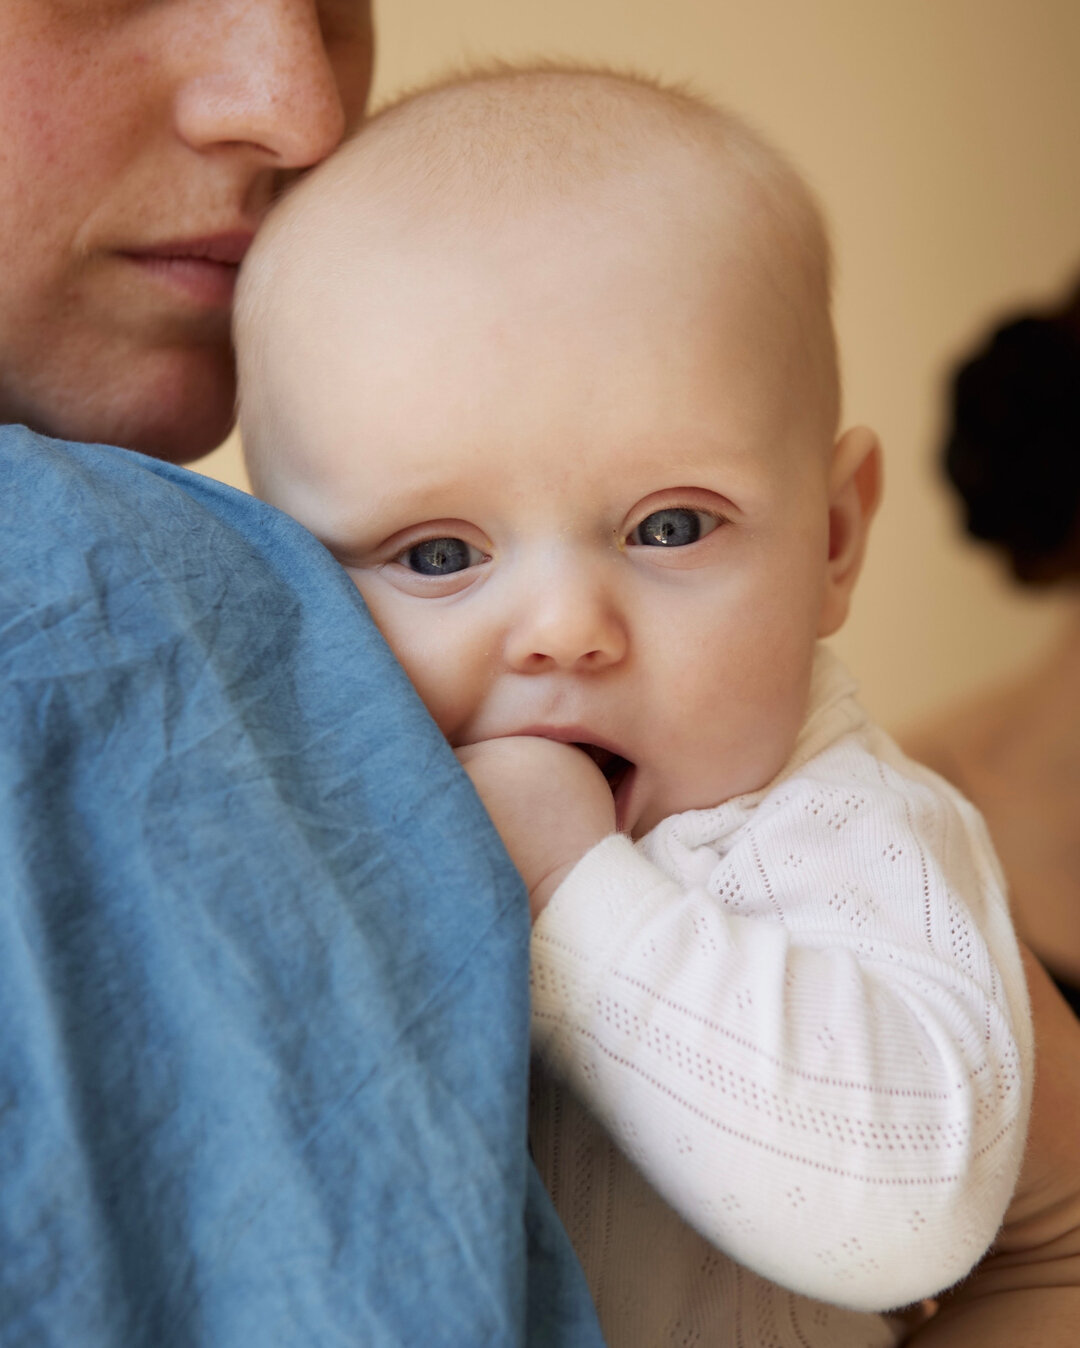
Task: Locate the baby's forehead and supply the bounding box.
[253,69,826,286]
[238,69,839,440]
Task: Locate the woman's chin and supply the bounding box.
[26,342,237,464]
[124,351,238,462]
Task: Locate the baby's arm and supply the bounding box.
[465,733,1033,1314]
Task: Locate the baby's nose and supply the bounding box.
[504,570,627,673]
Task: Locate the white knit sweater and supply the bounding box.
[530,647,1032,1348]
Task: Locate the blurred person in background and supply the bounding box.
[906,275,1080,1013]
[901,275,1080,1344]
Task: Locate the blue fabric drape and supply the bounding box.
[0,426,604,1347]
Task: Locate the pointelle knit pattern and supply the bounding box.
[530,645,1032,1348]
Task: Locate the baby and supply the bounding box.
[236,68,1032,1348]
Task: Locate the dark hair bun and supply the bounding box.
[943,304,1080,583]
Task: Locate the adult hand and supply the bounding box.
[906,944,1080,1345]
[457,737,617,921]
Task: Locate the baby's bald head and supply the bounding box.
[237,66,840,487]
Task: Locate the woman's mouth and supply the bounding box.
[118,232,255,308]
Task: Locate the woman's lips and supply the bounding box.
[119,232,255,307]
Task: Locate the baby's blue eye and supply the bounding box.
[631,508,711,547]
[403,537,480,575]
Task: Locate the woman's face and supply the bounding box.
[0,0,373,461]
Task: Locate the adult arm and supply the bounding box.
[905,945,1080,1346]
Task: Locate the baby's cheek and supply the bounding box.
[663,630,810,798]
[344,579,439,713]
[408,668,472,741]
[371,612,481,743]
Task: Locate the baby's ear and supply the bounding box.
[818,426,883,638]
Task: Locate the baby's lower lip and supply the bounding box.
[612,764,636,833]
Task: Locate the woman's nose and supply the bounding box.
[173,0,372,169]
[504,567,628,674]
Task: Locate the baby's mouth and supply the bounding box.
[575,742,635,799]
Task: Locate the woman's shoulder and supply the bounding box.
[900,679,1022,794]
[899,647,1080,988]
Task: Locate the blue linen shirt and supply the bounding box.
[0,426,604,1347]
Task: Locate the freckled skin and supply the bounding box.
[0,0,373,461]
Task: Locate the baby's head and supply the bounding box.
[237,67,881,837]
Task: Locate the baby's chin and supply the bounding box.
[623,781,681,841]
[630,756,791,837]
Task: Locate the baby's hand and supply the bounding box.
[456,737,617,921]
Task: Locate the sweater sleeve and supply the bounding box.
[530,738,1033,1313]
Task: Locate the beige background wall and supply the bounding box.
[195,0,1080,732]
